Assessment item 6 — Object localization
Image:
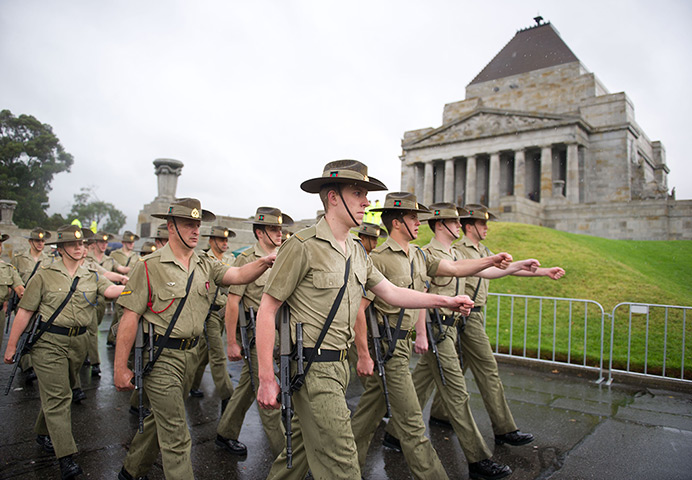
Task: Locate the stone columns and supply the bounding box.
[566,143,579,203]
[444,158,455,203]
[514,149,525,199]
[540,146,553,203]
[423,161,434,206]
[488,152,500,208]
[465,155,477,205]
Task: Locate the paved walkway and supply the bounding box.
[2,315,691,479]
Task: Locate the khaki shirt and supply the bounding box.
[87,252,123,273]
[228,243,272,311]
[424,237,463,317]
[82,256,110,275]
[116,243,230,338]
[11,250,53,284]
[264,218,384,351]
[110,248,138,268]
[201,249,234,308]
[18,259,113,327]
[0,261,23,303]
[367,237,431,331]
[454,236,492,306]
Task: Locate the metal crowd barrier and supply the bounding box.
[483,294,691,387]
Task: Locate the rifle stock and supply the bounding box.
[4,313,41,395]
[238,300,256,393]
[367,306,391,418]
[426,310,446,386]
[4,290,19,335]
[132,320,146,433]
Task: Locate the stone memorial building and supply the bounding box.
[399,18,691,240]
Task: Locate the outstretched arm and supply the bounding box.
[512,266,565,279]
[435,252,513,278]
[476,258,541,279]
[222,254,276,286]
[370,278,473,315]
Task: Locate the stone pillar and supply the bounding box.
[488,152,500,208]
[444,158,455,203]
[0,200,18,226]
[566,143,579,203]
[154,158,184,200]
[465,155,477,205]
[423,161,434,206]
[514,149,525,199]
[540,146,553,203]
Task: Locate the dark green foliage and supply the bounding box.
[0,109,74,228]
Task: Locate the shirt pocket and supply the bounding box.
[312,271,344,290]
[151,286,185,313]
[389,273,412,289]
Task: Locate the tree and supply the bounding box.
[69,187,127,234]
[0,109,74,228]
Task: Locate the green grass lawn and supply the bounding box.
[410,222,692,378]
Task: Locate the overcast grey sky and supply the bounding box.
[2,0,691,232]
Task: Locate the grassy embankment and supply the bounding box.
[411,222,692,376]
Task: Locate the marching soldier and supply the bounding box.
[2,231,25,347]
[113,198,275,480]
[255,160,475,480]
[350,196,526,479]
[152,224,169,250]
[107,231,139,346]
[423,204,564,448]
[11,227,51,382]
[4,224,124,479]
[188,225,237,402]
[216,207,293,458]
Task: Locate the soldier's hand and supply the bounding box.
[257,379,280,410]
[548,267,565,280]
[114,367,135,392]
[517,259,540,273]
[262,253,277,267]
[228,341,243,362]
[448,295,474,316]
[356,354,374,377]
[3,345,16,364]
[492,252,513,269]
[414,332,429,355]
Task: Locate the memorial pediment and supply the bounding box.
[404,111,576,148]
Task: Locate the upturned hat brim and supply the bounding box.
[0,234,8,243]
[369,203,430,214]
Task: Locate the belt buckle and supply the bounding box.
[339,350,347,361]
[405,329,413,340]
[68,326,79,337]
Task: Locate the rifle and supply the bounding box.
[277,304,294,468]
[132,320,150,434]
[202,286,220,344]
[4,290,19,335]
[367,306,391,418]
[238,300,256,392]
[4,314,41,395]
[425,310,446,386]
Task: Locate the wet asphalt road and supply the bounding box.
[2,312,692,479]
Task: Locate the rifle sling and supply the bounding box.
[292,256,350,391]
[383,258,415,361]
[143,270,195,375]
[31,276,80,347]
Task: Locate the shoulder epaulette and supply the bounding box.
[239,247,254,258]
[354,237,367,256]
[414,245,427,262]
[294,225,317,242]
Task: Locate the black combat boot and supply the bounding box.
[58,454,82,479]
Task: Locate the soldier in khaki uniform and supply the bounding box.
[420,205,564,450]
[113,198,276,480]
[1,231,25,347]
[107,231,139,346]
[351,197,523,479]
[189,225,237,401]
[152,224,169,249]
[10,227,49,381]
[255,161,476,480]
[4,224,123,479]
[216,207,293,458]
